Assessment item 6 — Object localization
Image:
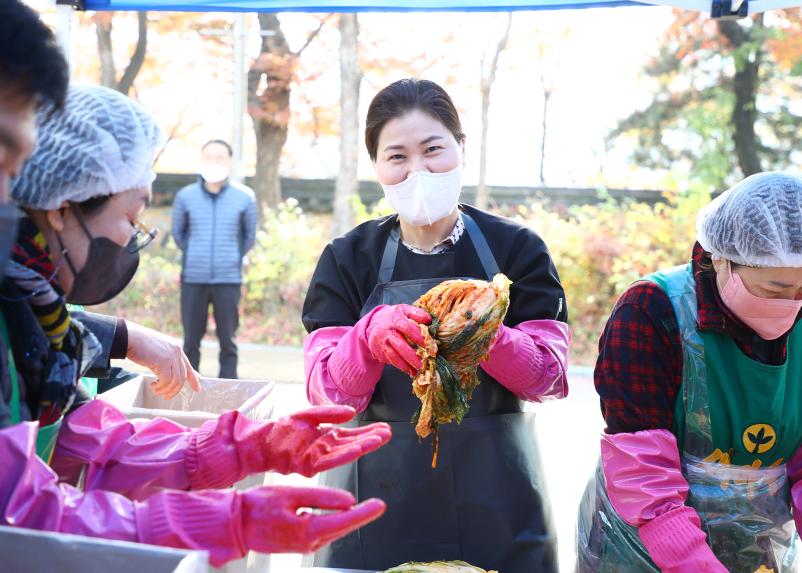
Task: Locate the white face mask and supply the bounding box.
[200,163,229,184]
[380,164,462,227]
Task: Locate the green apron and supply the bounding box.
[577,264,801,573]
[0,310,63,464]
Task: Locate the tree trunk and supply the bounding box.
[95,12,148,95]
[254,120,287,211]
[475,14,512,211]
[96,17,116,89]
[476,81,491,210]
[248,14,293,211]
[718,17,763,177]
[332,14,361,238]
[539,80,551,186]
[117,12,148,96]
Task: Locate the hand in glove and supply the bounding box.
[188,405,392,488]
[242,486,385,554]
[139,485,386,566]
[363,304,432,377]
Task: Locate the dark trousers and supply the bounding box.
[180,283,241,379]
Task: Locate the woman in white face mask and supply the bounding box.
[302,78,571,573]
[576,172,802,573]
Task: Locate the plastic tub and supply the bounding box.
[100,374,275,428]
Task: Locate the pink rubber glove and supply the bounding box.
[787,444,802,534]
[52,400,193,500]
[303,306,432,410]
[53,401,390,499]
[186,405,392,489]
[241,486,385,554]
[480,320,570,402]
[305,325,384,412]
[639,507,727,573]
[364,304,432,377]
[601,429,726,572]
[1,422,385,567]
[139,485,386,565]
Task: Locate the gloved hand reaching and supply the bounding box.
[1,422,386,568]
[139,485,386,566]
[188,405,392,488]
[363,304,432,377]
[241,486,385,554]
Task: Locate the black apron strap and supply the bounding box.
[378,212,500,283]
[378,222,401,284]
[461,212,500,279]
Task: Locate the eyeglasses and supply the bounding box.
[130,218,159,253]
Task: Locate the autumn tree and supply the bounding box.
[332,13,361,238]
[610,9,802,188]
[248,14,328,211]
[92,12,148,95]
[475,14,512,211]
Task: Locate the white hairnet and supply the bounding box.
[12,85,164,210]
[697,171,802,268]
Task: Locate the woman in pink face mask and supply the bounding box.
[577,171,802,573]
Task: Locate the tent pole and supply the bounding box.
[232,13,246,183]
[56,3,75,66]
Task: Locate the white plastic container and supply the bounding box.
[101,375,275,428]
[101,374,276,573]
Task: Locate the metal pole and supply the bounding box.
[56,3,74,67]
[232,13,246,183]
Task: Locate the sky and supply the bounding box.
[27,0,677,190]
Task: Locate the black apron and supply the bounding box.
[313,213,558,573]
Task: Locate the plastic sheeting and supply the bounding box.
[576,459,799,573]
[0,525,209,573]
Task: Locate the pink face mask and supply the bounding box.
[719,260,802,340]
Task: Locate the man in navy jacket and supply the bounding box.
[172,140,258,379]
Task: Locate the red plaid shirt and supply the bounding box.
[596,242,793,434]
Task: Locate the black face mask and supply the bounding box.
[0,204,19,284]
[58,207,140,306]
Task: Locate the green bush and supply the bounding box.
[510,187,710,364]
[241,199,327,345]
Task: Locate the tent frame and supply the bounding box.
[57,0,750,15]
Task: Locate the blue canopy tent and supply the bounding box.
[75,0,673,12]
[59,0,801,18]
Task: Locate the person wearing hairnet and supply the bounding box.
[0,82,391,566]
[576,172,802,573]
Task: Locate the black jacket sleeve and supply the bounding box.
[302,244,364,333]
[71,311,118,378]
